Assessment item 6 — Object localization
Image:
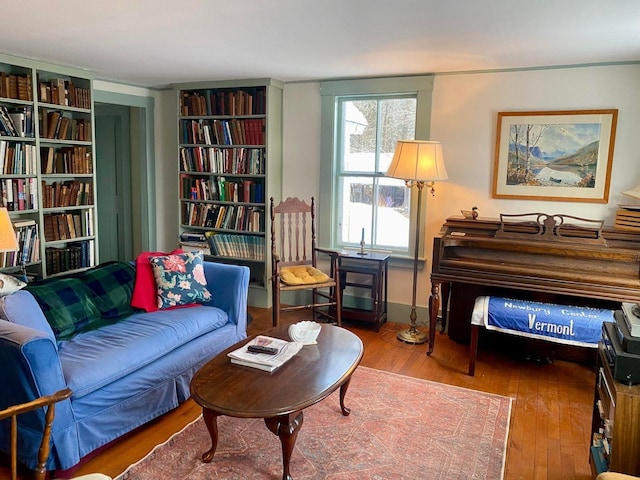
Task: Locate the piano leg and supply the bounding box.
[440,282,451,334]
[427,282,440,356]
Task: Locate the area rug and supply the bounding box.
[116,367,512,480]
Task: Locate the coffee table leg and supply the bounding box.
[201,409,220,463]
[264,411,303,480]
[339,378,352,416]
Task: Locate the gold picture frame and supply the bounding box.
[492,109,618,203]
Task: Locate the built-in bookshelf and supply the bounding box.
[174,79,283,307]
[0,55,97,279]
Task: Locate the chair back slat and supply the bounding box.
[271,197,314,267]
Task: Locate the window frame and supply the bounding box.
[319,75,435,260]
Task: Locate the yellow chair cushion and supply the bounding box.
[280,266,331,285]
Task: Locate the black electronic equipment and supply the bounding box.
[614,310,640,355]
[602,321,640,385]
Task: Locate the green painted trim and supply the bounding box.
[432,60,640,77]
[386,301,430,328]
[93,89,156,251]
[285,61,640,86]
[320,75,434,96]
[94,90,153,109]
[0,52,95,78]
[172,78,284,91]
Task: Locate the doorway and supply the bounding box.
[95,103,133,262]
[93,90,156,262]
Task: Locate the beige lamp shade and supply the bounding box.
[386,140,448,182]
[0,208,18,252]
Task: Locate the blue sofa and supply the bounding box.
[0,260,249,471]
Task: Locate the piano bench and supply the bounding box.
[468,296,613,376]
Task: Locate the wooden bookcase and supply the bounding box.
[0,55,97,280]
[590,340,640,477]
[173,79,283,307]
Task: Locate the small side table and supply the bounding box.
[338,250,390,331]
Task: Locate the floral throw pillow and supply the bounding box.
[149,251,212,309]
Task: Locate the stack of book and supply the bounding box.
[227,336,303,372]
[615,185,640,232]
[178,231,210,255]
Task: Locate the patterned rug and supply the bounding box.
[116,367,512,480]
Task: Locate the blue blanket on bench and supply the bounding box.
[471,296,614,348]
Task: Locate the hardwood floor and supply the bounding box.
[1,307,596,480]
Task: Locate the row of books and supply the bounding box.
[45,240,94,275]
[1,178,38,211]
[39,109,91,141]
[41,180,93,208]
[0,219,40,268]
[179,146,264,175]
[41,146,93,174]
[43,210,94,242]
[183,203,263,232]
[38,78,91,109]
[0,73,32,101]
[181,118,264,146]
[0,141,37,175]
[180,87,266,116]
[0,106,33,137]
[181,177,264,203]
[206,233,265,261]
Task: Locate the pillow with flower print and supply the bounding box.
[149,251,212,309]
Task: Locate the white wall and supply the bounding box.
[282,83,323,201]
[155,89,179,250]
[282,64,640,314]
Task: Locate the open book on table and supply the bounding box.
[228,335,304,372]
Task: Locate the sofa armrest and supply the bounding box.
[202,261,250,335]
[0,320,78,469]
[0,290,56,342]
[0,320,69,406]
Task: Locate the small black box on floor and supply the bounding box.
[602,321,640,385]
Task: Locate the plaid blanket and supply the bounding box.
[77,261,136,319]
[26,261,136,340]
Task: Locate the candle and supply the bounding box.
[361,228,365,243]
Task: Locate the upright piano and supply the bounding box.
[427,213,640,355]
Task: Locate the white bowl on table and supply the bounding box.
[288,321,321,345]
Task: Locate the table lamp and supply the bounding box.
[0,208,19,267]
[386,140,447,344]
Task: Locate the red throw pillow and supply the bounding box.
[131,249,183,312]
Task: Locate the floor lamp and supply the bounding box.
[386,140,447,344]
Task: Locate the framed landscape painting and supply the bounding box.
[492,109,618,202]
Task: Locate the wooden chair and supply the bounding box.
[0,388,111,480]
[270,197,342,327]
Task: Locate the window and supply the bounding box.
[319,76,434,257]
[337,96,416,252]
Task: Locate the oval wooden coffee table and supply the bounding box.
[190,324,363,480]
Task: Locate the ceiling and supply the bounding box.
[2,0,639,89]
